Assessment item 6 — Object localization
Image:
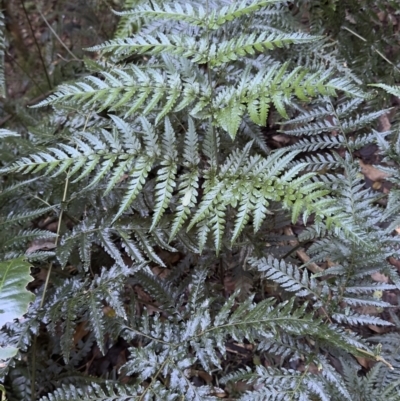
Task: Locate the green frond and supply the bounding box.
[209,0,282,29]
[252,189,270,232]
[370,83,400,98]
[187,181,225,232]
[113,0,141,39]
[210,32,320,67]
[33,66,203,121]
[210,203,226,254]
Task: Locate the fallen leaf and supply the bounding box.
[355,356,370,369]
[271,134,290,144]
[284,227,323,273]
[388,256,400,270]
[359,159,390,181]
[368,324,387,334]
[214,389,227,398]
[73,321,89,345]
[26,240,56,254]
[151,266,171,280]
[356,305,381,316]
[378,113,391,132]
[188,369,213,384]
[46,222,59,232]
[371,272,389,283]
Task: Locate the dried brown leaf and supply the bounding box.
[359,159,390,181]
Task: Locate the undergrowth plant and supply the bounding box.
[1,0,400,400]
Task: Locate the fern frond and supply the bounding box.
[370,83,400,97]
[209,0,283,29]
[210,32,320,67]
[250,255,320,298]
[150,118,177,230]
[2,229,56,252]
[333,311,392,327]
[87,292,106,354]
[39,382,139,401]
[2,1,396,399]
[97,228,126,267]
[33,66,205,122]
[114,2,205,29]
[1,206,58,227]
[134,269,180,315]
[0,129,18,138]
[115,0,283,32]
[113,0,140,39]
[113,156,155,222]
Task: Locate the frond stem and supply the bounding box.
[289,364,309,401]
[356,348,394,370]
[31,112,92,401]
[37,8,81,62]
[20,0,52,90]
[122,326,171,345]
[138,355,172,401]
[206,0,218,170]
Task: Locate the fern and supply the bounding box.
[2,0,400,400]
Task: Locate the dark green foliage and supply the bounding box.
[1,0,400,400]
